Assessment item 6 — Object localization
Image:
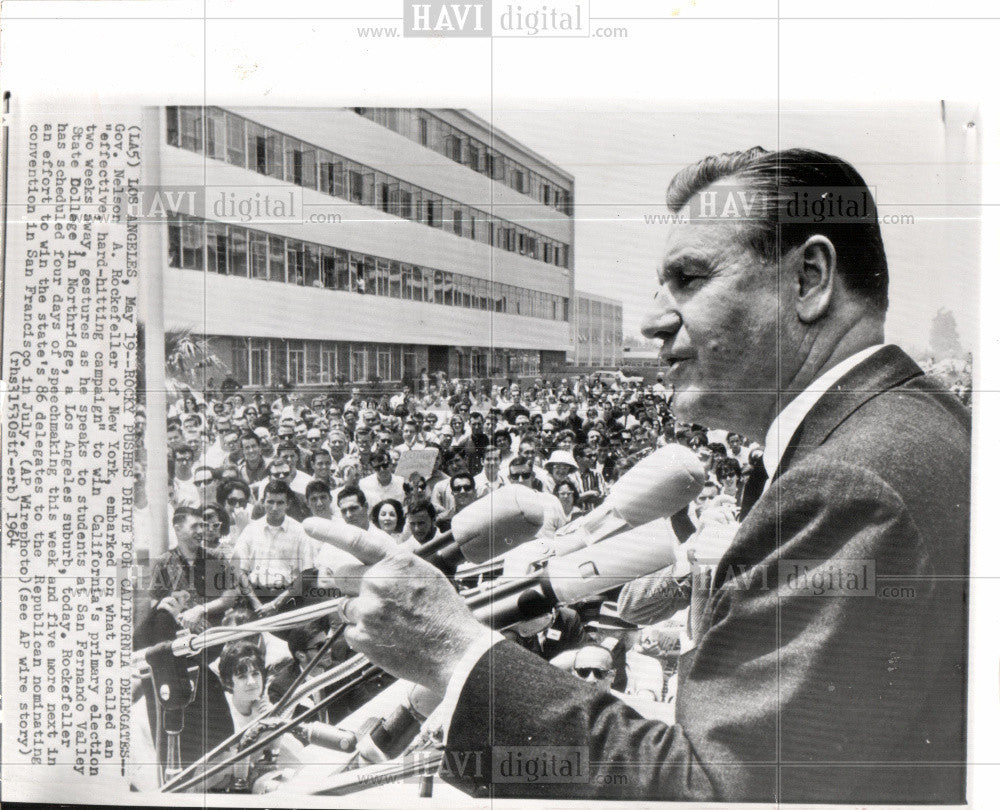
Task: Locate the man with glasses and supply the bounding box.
[274,441,312,496]
[569,646,616,692]
[576,444,609,500]
[170,443,201,508]
[359,450,406,506]
[435,473,477,533]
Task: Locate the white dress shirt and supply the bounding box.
[760,343,885,490]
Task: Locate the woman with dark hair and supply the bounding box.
[216,479,253,552]
[200,503,231,555]
[370,498,405,540]
[554,478,584,520]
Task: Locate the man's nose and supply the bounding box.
[641,296,682,342]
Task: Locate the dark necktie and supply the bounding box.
[739,462,769,521]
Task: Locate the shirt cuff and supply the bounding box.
[424,627,505,745]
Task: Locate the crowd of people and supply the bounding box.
[130,358,957,790]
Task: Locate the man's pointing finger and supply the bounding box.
[302,517,396,565]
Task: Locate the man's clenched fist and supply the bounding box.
[304,518,489,694]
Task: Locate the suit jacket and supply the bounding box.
[444,346,970,803]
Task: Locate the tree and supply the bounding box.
[928,308,963,359]
[164,328,227,389]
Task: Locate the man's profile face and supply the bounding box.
[641,198,784,436]
[176,515,203,549]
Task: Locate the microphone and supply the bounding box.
[552,444,706,552]
[414,485,548,574]
[465,518,678,630]
[290,722,358,753]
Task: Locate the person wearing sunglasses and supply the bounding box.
[569,646,617,692]
[359,450,406,507]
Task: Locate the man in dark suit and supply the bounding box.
[312,147,970,804]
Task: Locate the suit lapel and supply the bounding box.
[772,345,923,482]
[705,345,924,600]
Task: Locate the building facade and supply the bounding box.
[572,292,623,367]
[149,106,575,390]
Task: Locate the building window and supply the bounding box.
[321,247,337,289]
[179,107,203,152]
[249,339,271,386]
[165,107,179,147]
[446,134,463,163]
[350,345,367,381]
[349,169,365,204]
[206,223,228,274]
[304,243,321,287]
[418,117,429,146]
[181,219,204,270]
[205,108,227,161]
[226,113,246,168]
[321,345,337,382]
[389,261,401,298]
[249,232,269,280]
[286,240,304,285]
[287,341,305,384]
[229,227,248,277]
[231,339,249,383]
[268,235,286,282]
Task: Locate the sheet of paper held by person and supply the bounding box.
[0,1,994,807]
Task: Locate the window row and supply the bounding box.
[354,108,573,216]
[220,336,539,386]
[165,106,570,269]
[167,214,570,321]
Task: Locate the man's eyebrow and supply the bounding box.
[659,252,712,281]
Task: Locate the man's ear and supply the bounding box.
[794,235,837,323]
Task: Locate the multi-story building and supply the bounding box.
[572,292,623,367]
[146,106,575,389]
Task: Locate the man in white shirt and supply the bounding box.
[358,450,406,506]
[232,480,314,591]
[473,446,507,496]
[393,418,426,454]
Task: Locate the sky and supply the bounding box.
[470,101,980,355]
